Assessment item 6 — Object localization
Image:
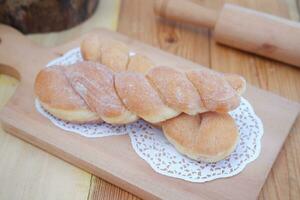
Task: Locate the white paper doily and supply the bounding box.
[128,98,263,182]
[35,99,130,138]
[36,47,264,183]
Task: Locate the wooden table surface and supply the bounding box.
[0,0,300,200]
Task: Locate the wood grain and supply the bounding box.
[205,1,300,200]
[89,0,300,200]
[155,0,300,67]
[89,177,139,200]
[154,0,219,29]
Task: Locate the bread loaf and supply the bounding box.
[34,34,247,162]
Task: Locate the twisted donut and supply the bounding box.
[80,35,246,162]
[34,65,100,123]
[80,35,245,120]
[61,61,243,125]
[163,112,240,162]
[34,34,247,162]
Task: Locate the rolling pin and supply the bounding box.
[154,0,300,67]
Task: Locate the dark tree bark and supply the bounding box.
[0,0,99,34]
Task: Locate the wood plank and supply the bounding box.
[89,177,139,200]
[118,0,210,66]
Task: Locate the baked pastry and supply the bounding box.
[34,35,247,162]
[34,65,100,123]
[81,33,246,94]
[81,36,129,72]
[127,53,154,73]
[62,62,138,124]
[81,34,153,73]
[146,66,205,115]
[114,71,180,123]
[79,35,246,162]
[35,62,242,162]
[162,113,239,162]
[186,70,240,113]
[37,61,244,124]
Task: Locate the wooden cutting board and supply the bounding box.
[0,25,299,200]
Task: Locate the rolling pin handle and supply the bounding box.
[154,0,219,29]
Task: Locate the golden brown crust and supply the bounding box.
[81,35,244,113]
[39,101,101,124]
[81,34,130,72]
[147,66,206,115]
[100,41,130,72]
[127,54,154,74]
[115,72,180,123]
[34,65,100,123]
[35,63,245,124]
[224,73,247,95]
[35,35,247,162]
[187,69,240,113]
[63,61,138,124]
[35,65,85,110]
[162,113,239,162]
[80,33,103,62]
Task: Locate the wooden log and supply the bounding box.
[0,0,99,34]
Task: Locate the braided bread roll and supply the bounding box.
[34,65,101,123]
[80,35,246,162]
[61,61,244,125]
[34,34,247,162]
